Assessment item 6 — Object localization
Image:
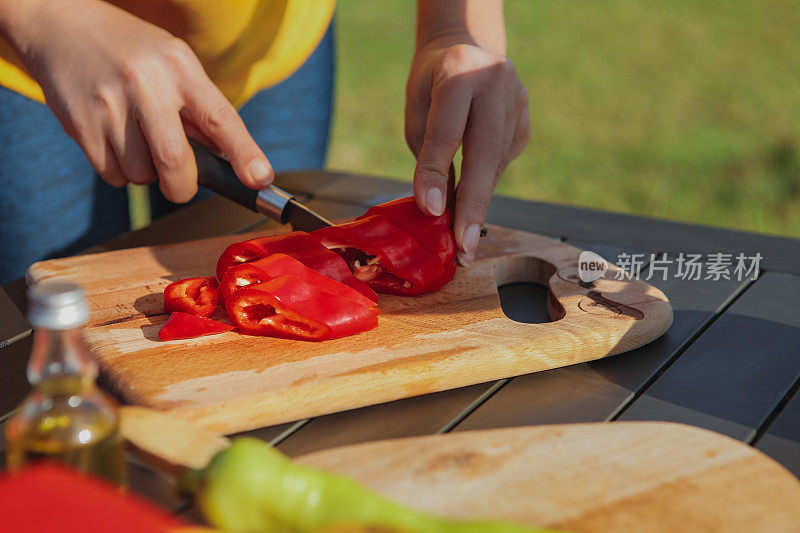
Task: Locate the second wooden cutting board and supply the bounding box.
[28,225,672,434]
[119,407,800,533]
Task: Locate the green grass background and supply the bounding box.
[326,0,800,237]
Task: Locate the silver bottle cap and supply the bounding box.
[27,281,89,330]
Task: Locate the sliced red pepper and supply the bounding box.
[359,196,457,288]
[220,253,378,308]
[163,276,219,317]
[158,312,235,341]
[313,215,450,296]
[359,196,457,267]
[225,275,379,341]
[216,231,377,302]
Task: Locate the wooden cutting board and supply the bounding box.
[119,408,800,532]
[28,225,672,434]
[296,422,800,532]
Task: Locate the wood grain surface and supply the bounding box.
[119,407,800,532]
[27,225,672,434]
[298,422,800,533]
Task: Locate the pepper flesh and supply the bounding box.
[163,276,219,317]
[216,231,377,303]
[220,253,378,308]
[0,463,184,533]
[225,275,378,341]
[158,312,235,341]
[194,438,555,533]
[359,196,457,268]
[313,215,449,296]
[359,196,457,290]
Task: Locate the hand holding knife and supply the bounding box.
[190,139,332,232]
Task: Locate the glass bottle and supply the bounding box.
[4,281,127,485]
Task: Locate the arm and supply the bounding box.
[0,0,272,202]
[407,0,530,266]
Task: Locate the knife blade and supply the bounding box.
[190,139,332,232]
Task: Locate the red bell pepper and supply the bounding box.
[225,275,379,341]
[216,231,377,302]
[220,253,378,308]
[0,463,184,533]
[163,276,219,317]
[158,312,235,341]
[313,215,451,296]
[359,196,457,267]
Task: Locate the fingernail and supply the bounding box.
[248,159,271,187]
[457,250,473,267]
[425,188,444,216]
[462,224,481,256]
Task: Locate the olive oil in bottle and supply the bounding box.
[4,281,127,486]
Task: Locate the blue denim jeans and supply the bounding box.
[0,25,334,284]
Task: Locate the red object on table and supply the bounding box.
[163,276,219,317]
[225,274,379,341]
[219,253,378,308]
[359,196,457,268]
[0,462,184,532]
[216,231,377,302]
[313,214,452,296]
[158,311,235,341]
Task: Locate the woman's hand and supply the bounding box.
[1,0,272,202]
[405,38,530,266]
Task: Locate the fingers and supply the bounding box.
[412,81,471,216]
[136,98,198,203]
[107,107,157,186]
[454,97,506,267]
[97,140,128,188]
[182,77,272,190]
[74,128,127,188]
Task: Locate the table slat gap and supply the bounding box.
[268,419,310,447]
[437,379,510,434]
[749,375,800,446]
[0,329,31,351]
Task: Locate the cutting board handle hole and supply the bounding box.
[495,255,560,324]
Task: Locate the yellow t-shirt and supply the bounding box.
[0,0,336,108]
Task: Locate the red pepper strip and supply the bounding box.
[158,312,235,341]
[163,276,219,317]
[225,275,379,341]
[216,231,378,303]
[313,215,448,296]
[359,196,457,288]
[359,196,457,267]
[0,463,184,533]
[220,253,378,308]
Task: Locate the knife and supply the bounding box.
[190,139,332,232]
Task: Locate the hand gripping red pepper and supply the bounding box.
[225,275,379,341]
[216,231,377,303]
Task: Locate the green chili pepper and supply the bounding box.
[187,438,557,533]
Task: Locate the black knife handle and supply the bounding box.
[190,139,258,212]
